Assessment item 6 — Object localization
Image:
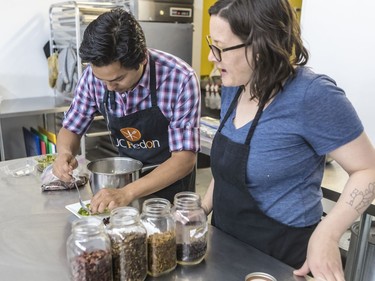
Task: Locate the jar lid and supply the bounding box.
[71,217,105,235]
[142,198,171,216]
[245,272,277,281]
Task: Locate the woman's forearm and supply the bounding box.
[202,178,215,215]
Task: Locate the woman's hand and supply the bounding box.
[293,224,345,281]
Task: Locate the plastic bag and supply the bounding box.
[40,157,88,191]
[0,159,35,177]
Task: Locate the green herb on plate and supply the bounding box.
[77,203,110,216]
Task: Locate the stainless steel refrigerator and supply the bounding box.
[140,21,193,65]
[135,0,194,65]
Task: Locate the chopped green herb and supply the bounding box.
[77,203,110,216]
[78,204,91,216]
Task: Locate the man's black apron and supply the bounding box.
[210,87,317,268]
[100,58,195,203]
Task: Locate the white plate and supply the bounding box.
[65,200,110,219]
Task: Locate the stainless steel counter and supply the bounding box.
[0,157,312,281]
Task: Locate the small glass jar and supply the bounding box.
[106,206,147,281]
[66,217,112,281]
[171,191,208,265]
[140,198,177,277]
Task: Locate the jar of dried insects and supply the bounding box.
[140,198,177,277]
[66,217,112,281]
[106,206,147,281]
[171,191,208,265]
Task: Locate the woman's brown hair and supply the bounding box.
[209,0,309,105]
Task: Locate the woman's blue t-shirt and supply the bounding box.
[219,67,363,227]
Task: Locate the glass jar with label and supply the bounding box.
[66,217,112,281]
[106,206,147,281]
[140,198,177,277]
[171,191,208,265]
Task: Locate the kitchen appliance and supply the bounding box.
[135,0,194,65]
[133,0,194,23]
[139,21,193,65]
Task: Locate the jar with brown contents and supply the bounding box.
[140,198,177,277]
[66,217,112,281]
[107,206,147,281]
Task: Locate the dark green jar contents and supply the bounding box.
[110,232,147,281]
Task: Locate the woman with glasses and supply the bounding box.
[201,0,375,280]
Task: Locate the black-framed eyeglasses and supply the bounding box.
[206,35,246,62]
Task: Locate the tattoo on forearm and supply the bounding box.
[347,182,375,213]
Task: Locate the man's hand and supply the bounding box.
[54,127,81,181]
[89,187,133,214]
[52,153,78,182]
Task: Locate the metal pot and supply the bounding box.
[87,157,157,195]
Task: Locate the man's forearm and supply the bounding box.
[56,127,82,156]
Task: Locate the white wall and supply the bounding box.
[0,0,57,100]
[300,0,375,143]
[0,0,203,101]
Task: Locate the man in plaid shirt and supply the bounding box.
[53,8,201,213]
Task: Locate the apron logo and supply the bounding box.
[120,127,142,142]
[117,127,161,149]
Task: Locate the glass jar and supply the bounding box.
[171,191,208,265]
[140,198,177,277]
[106,206,147,281]
[66,217,112,281]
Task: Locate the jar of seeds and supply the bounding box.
[106,206,147,281]
[140,198,177,277]
[171,191,208,265]
[66,217,112,281]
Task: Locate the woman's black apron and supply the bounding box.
[100,58,195,203]
[210,88,317,268]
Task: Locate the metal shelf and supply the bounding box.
[49,1,131,159]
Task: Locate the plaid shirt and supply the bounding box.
[63,49,201,152]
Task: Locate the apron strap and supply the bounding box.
[245,104,264,145]
[218,87,242,132]
[218,86,265,146]
[103,89,114,122]
[103,54,158,112]
[149,58,157,107]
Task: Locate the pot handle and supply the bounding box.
[141,164,159,174]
